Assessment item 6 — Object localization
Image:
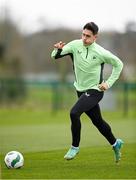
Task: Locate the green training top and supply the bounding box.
[51,39,123,92]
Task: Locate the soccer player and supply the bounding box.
[51,22,124,163]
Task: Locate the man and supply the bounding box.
[51,22,124,163]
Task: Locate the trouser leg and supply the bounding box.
[85,104,116,145]
[70,90,104,147]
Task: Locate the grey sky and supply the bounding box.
[0,0,136,34]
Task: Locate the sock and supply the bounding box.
[112,139,117,147]
[71,145,79,149]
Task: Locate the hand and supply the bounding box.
[54,41,65,49]
[98,82,109,91]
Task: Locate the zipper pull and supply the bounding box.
[86,47,88,58]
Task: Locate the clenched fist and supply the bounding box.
[98,82,109,91]
[54,41,65,49]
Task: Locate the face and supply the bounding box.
[82,29,97,46]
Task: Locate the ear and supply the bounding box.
[94,34,98,39]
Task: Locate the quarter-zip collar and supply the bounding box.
[84,42,95,59]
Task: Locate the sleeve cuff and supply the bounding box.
[105,81,110,88]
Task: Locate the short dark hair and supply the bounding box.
[83,22,99,35]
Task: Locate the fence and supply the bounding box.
[23,81,136,115]
[0,79,136,116]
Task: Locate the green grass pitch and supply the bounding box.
[0,109,136,179]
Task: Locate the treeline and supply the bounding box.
[0,17,136,82]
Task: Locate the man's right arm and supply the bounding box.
[51,41,73,59]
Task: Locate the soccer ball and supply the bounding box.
[4,151,24,169]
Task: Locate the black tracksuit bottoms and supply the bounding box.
[70,89,116,147]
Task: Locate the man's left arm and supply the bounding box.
[101,50,123,89]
